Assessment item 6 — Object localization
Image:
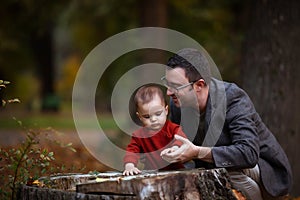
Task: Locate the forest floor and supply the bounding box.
[0,109,118,176]
[0,129,112,173]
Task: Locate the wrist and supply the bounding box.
[197,147,212,161]
[194,146,201,159]
[125,163,135,169]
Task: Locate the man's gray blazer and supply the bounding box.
[170,79,293,197]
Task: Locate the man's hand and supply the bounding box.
[161,145,179,155]
[160,135,213,163]
[160,135,199,163]
[123,163,141,176]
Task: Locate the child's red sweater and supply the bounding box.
[123,120,187,170]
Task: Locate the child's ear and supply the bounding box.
[135,111,143,126]
[165,105,169,115]
[136,112,141,120]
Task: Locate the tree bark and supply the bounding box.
[17,185,107,200]
[240,0,300,196]
[18,169,246,200]
[76,169,244,200]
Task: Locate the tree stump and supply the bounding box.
[76,168,244,199]
[18,168,246,200]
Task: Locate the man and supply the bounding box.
[160,48,292,200]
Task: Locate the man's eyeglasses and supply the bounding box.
[161,76,196,93]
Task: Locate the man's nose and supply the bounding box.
[166,87,174,96]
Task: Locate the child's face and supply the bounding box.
[136,94,168,131]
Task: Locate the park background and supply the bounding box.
[0,0,299,198]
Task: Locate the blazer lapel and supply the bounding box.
[202,79,227,147]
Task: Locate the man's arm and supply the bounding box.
[211,84,260,169]
[161,135,214,164]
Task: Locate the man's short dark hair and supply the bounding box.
[167,48,211,84]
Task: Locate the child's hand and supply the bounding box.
[123,163,141,176]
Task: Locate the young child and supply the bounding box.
[123,84,187,176]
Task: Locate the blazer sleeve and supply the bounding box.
[211,84,260,169]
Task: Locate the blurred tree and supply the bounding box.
[1,0,246,112]
[0,0,68,112]
[57,54,81,101]
[168,0,246,83]
[140,0,167,28]
[31,24,58,112]
[137,0,168,82]
[241,0,300,196]
[63,0,139,110]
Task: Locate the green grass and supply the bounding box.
[0,113,118,131]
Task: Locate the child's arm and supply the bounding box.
[123,163,141,176]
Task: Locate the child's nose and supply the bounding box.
[150,115,157,122]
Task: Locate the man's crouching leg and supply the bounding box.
[228,165,263,200]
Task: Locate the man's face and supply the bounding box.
[165,67,198,108]
[136,94,168,131]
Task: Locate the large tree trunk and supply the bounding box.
[140,0,167,28]
[139,0,168,77]
[240,0,300,196]
[31,25,60,112]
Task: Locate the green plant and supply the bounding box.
[0,80,20,107]
[0,120,78,200]
[0,79,80,200]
